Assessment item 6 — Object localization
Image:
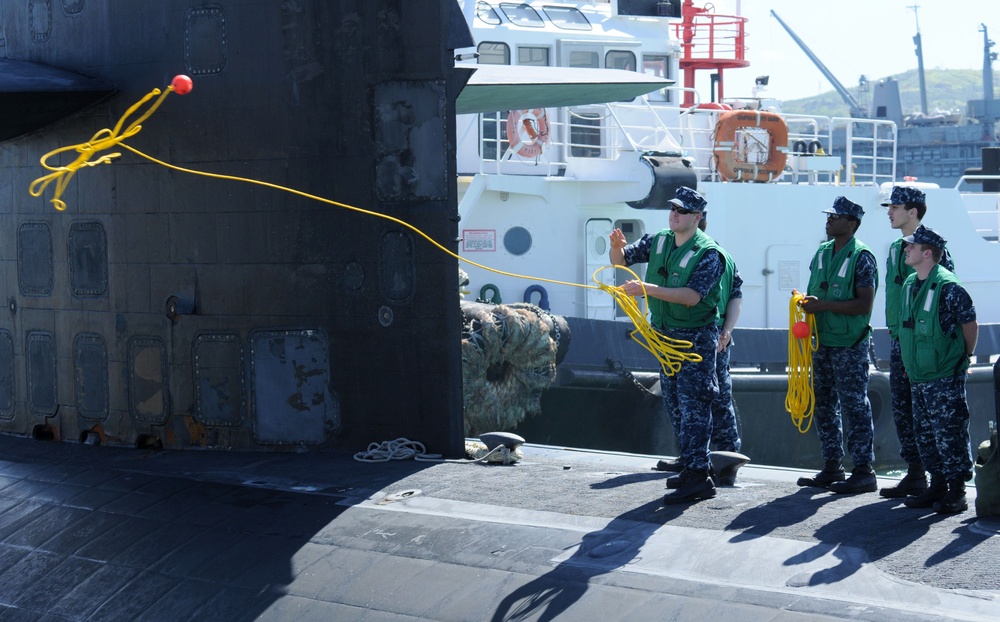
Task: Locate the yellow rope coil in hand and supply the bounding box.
[785,290,818,433]
[595,266,700,377]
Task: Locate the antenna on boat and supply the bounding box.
[907,4,929,115]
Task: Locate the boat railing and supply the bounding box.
[470,97,902,188]
[832,117,897,187]
[953,174,1000,190]
[954,178,1000,242]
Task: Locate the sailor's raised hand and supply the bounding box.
[610,228,627,250]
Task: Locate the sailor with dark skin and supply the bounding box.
[797,196,879,494]
[610,186,724,505]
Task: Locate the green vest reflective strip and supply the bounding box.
[647,229,722,328]
[806,238,875,347]
[897,266,968,383]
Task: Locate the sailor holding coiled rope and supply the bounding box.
[610,186,725,505]
[797,196,879,495]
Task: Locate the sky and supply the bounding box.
[700,1,996,103]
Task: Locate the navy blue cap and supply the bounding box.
[881,186,926,206]
[902,224,946,249]
[822,196,865,220]
[668,186,707,212]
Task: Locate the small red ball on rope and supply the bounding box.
[171,75,193,95]
[792,321,810,339]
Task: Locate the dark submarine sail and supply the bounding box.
[0,1,471,455]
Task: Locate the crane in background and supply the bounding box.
[769,10,868,118]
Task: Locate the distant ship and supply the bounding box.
[771,10,998,190]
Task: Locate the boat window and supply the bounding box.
[480,112,509,160]
[504,227,533,256]
[542,6,591,31]
[642,54,672,102]
[569,112,603,158]
[606,51,636,71]
[499,3,545,27]
[476,41,512,160]
[477,41,510,65]
[475,1,502,25]
[568,50,599,69]
[518,46,549,66]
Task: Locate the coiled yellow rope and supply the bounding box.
[598,266,701,375]
[27,78,697,376]
[785,290,818,433]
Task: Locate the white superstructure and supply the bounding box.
[454,0,1000,332]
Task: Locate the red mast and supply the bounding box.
[675,0,749,107]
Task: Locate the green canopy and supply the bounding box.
[455,64,672,115]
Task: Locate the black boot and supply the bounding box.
[879,463,928,498]
[829,464,877,494]
[932,478,968,514]
[904,473,947,508]
[655,457,684,472]
[666,469,689,489]
[796,460,845,489]
[663,469,716,504]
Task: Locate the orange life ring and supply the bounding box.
[506,108,549,158]
[713,110,788,182]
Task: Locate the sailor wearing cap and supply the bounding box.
[798,196,879,494]
[879,186,954,499]
[897,225,978,514]
[609,186,724,505]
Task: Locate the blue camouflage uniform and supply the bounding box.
[885,238,954,468]
[807,238,878,469]
[710,254,743,452]
[898,265,976,482]
[621,234,723,472]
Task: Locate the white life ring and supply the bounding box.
[506,108,549,158]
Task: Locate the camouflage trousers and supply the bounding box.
[813,339,875,467]
[660,324,719,472]
[709,344,741,452]
[911,373,974,481]
[889,338,922,466]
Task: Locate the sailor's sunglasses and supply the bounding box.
[670,205,695,215]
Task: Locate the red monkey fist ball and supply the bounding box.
[792,321,810,339]
[171,75,193,95]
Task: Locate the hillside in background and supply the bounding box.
[779,68,996,118]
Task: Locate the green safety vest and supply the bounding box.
[806,237,876,347]
[886,236,954,339]
[897,265,968,383]
[646,228,722,329]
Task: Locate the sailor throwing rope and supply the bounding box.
[609,186,727,505]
